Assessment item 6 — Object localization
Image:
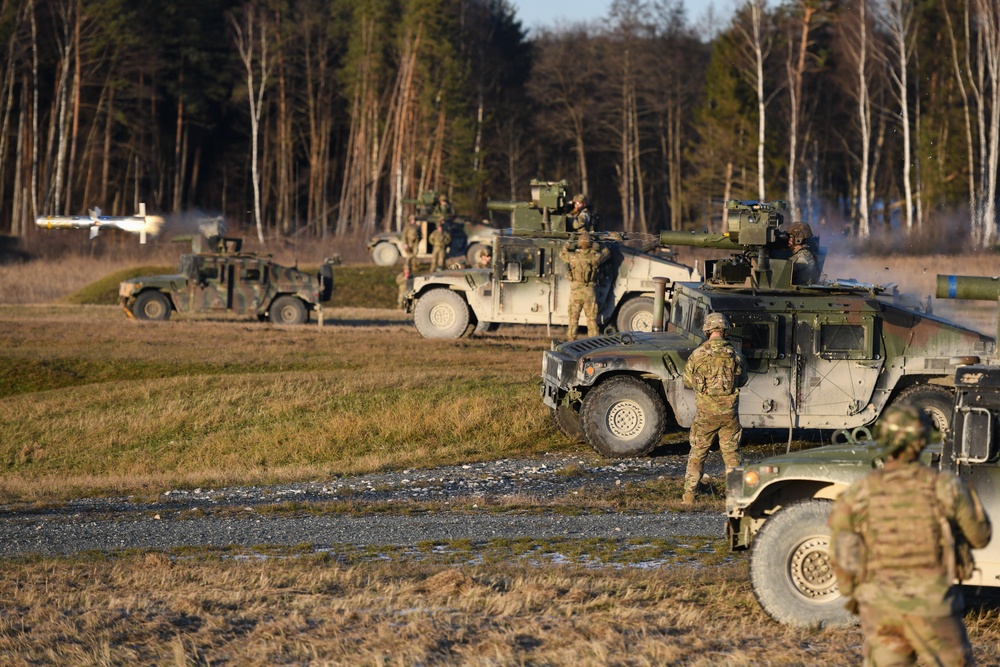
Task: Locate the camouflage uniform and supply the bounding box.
[429,224,451,272]
[791,246,819,284]
[559,235,609,340]
[829,405,992,667]
[682,319,748,501]
[787,222,819,285]
[402,221,421,276]
[568,194,592,233]
[433,198,454,221]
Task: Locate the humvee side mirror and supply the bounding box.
[956,407,993,463]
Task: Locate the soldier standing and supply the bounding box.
[567,194,592,233]
[428,221,451,272]
[402,215,421,276]
[559,232,609,340]
[681,312,748,504]
[433,194,454,221]
[829,403,992,667]
[787,222,819,284]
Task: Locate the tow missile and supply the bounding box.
[35,203,165,243]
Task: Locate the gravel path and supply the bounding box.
[0,455,730,557]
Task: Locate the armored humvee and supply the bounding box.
[727,362,1000,628]
[119,236,335,324]
[366,191,496,266]
[541,200,996,458]
[399,180,702,339]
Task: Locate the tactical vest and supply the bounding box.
[863,465,944,574]
[692,341,739,396]
[568,252,599,286]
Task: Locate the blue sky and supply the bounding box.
[509,0,735,33]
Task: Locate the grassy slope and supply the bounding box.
[0,306,566,500]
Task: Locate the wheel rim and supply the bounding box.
[605,399,646,440]
[429,302,456,329]
[144,301,164,319]
[787,535,838,602]
[279,305,298,323]
[629,311,654,332]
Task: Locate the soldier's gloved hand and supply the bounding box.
[843,597,859,615]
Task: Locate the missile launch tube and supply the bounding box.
[657,231,742,251]
[936,275,1000,301]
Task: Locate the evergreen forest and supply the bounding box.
[3,0,999,248]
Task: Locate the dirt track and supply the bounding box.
[0,454,729,557]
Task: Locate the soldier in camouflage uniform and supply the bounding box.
[433,194,454,221]
[559,232,609,340]
[567,194,592,233]
[402,215,421,276]
[681,312,748,504]
[429,221,451,272]
[787,222,819,284]
[829,403,992,666]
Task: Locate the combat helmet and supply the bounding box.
[787,222,813,245]
[703,312,730,334]
[573,193,588,206]
[874,402,933,461]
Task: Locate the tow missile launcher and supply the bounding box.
[541,199,995,458]
[486,179,575,232]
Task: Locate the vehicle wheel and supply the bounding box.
[615,296,667,333]
[269,296,308,325]
[580,376,666,457]
[133,291,171,321]
[749,499,855,628]
[413,288,472,339]
[371,242,401,266]
[465,242,488,265]
[894,384,954,434]
[551,405,585,444]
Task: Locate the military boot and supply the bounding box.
[681,492,695,505]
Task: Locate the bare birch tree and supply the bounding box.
[843,0,873,237]
[230,4,272,244]
[783,0,818,221]
[876,0,916,231]
[734,0,774,202]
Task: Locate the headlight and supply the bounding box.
[744,471,759,487]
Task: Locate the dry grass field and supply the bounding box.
[4,247,1000,665]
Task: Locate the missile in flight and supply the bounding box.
[35,203,165,244]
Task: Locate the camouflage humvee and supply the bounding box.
[119,236,334,324]
[726,362,1000,628]
[366,191,496,267]
[541,200,996,458]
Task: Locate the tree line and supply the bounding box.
[1,0,998,247]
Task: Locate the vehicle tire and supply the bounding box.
[580,376,666,457]
[749,499,855,628]
[615,296,667,333]
[894,384,954,434]
[465,242,487,265]
[371,242,401,266]
[551,405,585,444]
[269,296,309,325]
[413,288,472,339]
[133,291,172,321]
